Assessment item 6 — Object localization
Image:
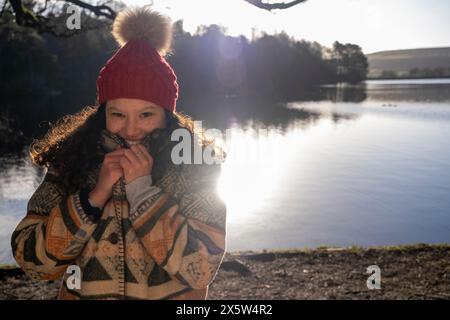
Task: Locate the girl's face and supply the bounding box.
[105,98,166,145]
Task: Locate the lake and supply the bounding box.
[1,78,450,264]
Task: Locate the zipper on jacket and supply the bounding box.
[108,133,127,299]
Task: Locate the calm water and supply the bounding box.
[1,79,450,264]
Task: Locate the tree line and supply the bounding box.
[376,67,450,80]
[0,8,368,109]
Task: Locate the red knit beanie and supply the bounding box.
[96,7,179,112]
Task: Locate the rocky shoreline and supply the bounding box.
[1,244,449,300]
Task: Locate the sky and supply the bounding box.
[127,0,450,54]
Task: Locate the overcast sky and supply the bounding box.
[128,0,450,54]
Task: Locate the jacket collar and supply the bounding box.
[98,128,171,154]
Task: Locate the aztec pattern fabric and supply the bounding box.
[11,128,227,299]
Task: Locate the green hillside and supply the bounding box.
[367,47,450,78]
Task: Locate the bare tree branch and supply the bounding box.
[38,0,48,14]
[4,0,309,38]
[6,0,115,37]
[8,0,44,29]
[244,0,308,11]
[65,0,116,20]
[0,0,10,16]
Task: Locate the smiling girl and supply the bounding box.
[11,6,226,300]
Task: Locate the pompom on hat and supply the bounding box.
[96,7,179,112]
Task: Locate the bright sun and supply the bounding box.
[125,0,274,39]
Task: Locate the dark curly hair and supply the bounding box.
[30,103,199,194]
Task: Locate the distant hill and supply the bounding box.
[366,47,450,78]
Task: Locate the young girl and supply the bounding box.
[11,7,226,300]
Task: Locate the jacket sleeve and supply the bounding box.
[11,166,100,280]
[127,163,226,290]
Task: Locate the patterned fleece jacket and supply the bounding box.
[11,128,227,299]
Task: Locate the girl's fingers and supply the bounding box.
[119,156,133,174]
[122,148,141,167]
[131,145,151,167]
[107,148,127,156]
[128,145,149,167]
[135,144,153,163]
[105,146,151,169]
[108,162,122,169]
[105,149,127,164]
[104,155,122,164]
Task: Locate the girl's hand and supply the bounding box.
[89,151,124,208]
[116,144,154,184]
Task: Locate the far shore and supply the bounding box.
[367,76,450,81]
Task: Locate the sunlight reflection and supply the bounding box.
[217,125,301,225]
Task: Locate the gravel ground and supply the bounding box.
[1,244,449,300]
